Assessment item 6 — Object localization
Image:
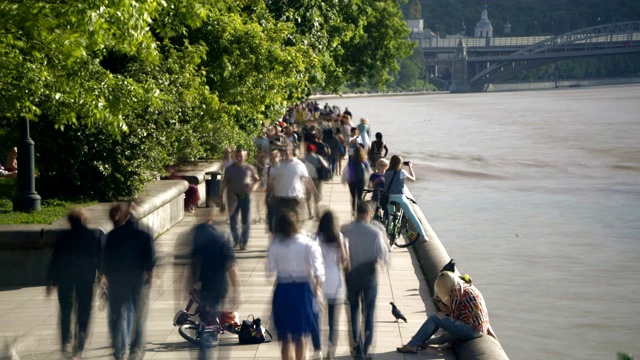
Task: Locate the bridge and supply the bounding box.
[421,21,640,92]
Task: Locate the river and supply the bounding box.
[328,85,640,359]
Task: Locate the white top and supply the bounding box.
[270,158,309,198]
[267,233,325,283]
[317,233,349,301]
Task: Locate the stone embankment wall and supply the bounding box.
[403,188,509,360]
[0,161,220,286]
[486,77,640,92]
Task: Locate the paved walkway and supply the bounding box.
[0,177,454,360]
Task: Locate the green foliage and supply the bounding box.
[618,352,635,360]
[0,177,96,224]
[1,0,413,201]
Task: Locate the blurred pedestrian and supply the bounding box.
[265,148,280,234]
[315,211,350,360]
[47,208,104,359]
[103,203,156,360]
[340,201,390,359]
[367,132,388,166]
[220,147,260,250]
[342,147,370,218]
[267,212,324,360]
[303,144,324,220]
[191,209,239,360]
[267,142,311,222]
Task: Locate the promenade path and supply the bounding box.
[0,177,454,360]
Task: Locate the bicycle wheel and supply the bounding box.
[392,214,420,248]
[178,324,220,348]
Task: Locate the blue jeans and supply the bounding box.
[107,276,147,360]
[387,194,427,238]
[109,301,133,354]
[408,314,482,347]
[347,283,377,356]
[230,197,251,246]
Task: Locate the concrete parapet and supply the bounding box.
[403,188,509,360]
[0,177,192,286]
[165,161,221,208]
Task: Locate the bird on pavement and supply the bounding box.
[390,302,407,322]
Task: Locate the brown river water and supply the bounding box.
[328,85,640,359]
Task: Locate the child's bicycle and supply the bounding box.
[362,189,421,249]
[173,295,239,348]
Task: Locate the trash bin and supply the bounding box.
[205,171,222,208]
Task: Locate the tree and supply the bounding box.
[1,0,415,200]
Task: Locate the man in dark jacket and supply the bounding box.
[47,208,104,358]
[103,203,156,360]
[191,210,239,360]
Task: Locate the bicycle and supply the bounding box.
[173,295,239,348]
[362,189,420,249]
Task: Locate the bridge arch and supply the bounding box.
[469,21,640,88]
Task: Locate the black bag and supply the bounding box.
[379,192,390,208]
[380,170,398,209]
[238,315,272,344]
[317,164,333,181]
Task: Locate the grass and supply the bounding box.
[0,177,97,225]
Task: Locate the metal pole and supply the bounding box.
[13,118,41,212]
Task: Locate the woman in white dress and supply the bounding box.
[315,211,350,359]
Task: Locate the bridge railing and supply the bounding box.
[423,36,551,48]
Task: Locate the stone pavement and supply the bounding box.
[0,177,454,360]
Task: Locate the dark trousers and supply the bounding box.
[348,179,365,213]
[229,197,251,246]
[327,302,338,348]
[345,263,377,356]
[58,277,94,351]
[107,275,147,360]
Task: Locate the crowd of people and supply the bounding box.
[45,101,495,360]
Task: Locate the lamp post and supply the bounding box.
[12,118,41,212]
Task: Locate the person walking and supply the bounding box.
[315,211,350,360]
[47,208,104,359]
[396,271,497,353]
[367,132,388,166]
[340,201,390,359]
[267,211,324,360]
[220,147,260,250]
[103,203,156,360]
[265,148,281,234]
[267,142,311,222]
[303,143,326,220]
[191,210,239,360]
[343,147,370,218]
[383,155,428,243]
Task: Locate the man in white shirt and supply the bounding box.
[267,142,312,222]
[340,200,390,359]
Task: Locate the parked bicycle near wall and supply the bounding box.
[363,189,420,249]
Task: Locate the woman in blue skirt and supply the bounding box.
[267,211,325,359]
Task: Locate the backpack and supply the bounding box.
[238,315,272,344]
[317,157,333,181]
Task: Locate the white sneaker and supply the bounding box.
[312,350,323,360]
